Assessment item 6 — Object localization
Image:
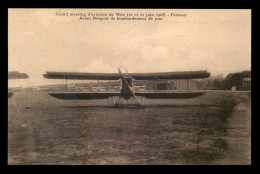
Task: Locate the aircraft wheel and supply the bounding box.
[114,100,118,108]
[137,99,141,107]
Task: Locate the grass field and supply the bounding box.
[8,90,251,165]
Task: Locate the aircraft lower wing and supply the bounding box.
[135,90,206,99]
[48,92,120,100]
[48,90,205,100]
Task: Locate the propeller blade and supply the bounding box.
[118,68,136,99]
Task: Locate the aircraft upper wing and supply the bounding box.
[130,71,210,80]
[44,72,121,80]
[43,70,210,80]
[8,71,29,79]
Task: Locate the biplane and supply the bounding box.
[43,68,210,107]
[8,71,29,98]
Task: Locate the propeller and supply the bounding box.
[118,68,136,99]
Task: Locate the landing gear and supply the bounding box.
[137,98,141,106]
[112,97,141,108]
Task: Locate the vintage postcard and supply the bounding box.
[8,8,251,165]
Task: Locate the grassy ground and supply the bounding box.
[8,90,251,165]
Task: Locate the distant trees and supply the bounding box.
[206,74,224,90]
[8,71,29,79]
[191,71,251,91]
[222,71,251,90]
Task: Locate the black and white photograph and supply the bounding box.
[8,8,251,165]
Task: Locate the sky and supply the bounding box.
[8,9,251,87]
